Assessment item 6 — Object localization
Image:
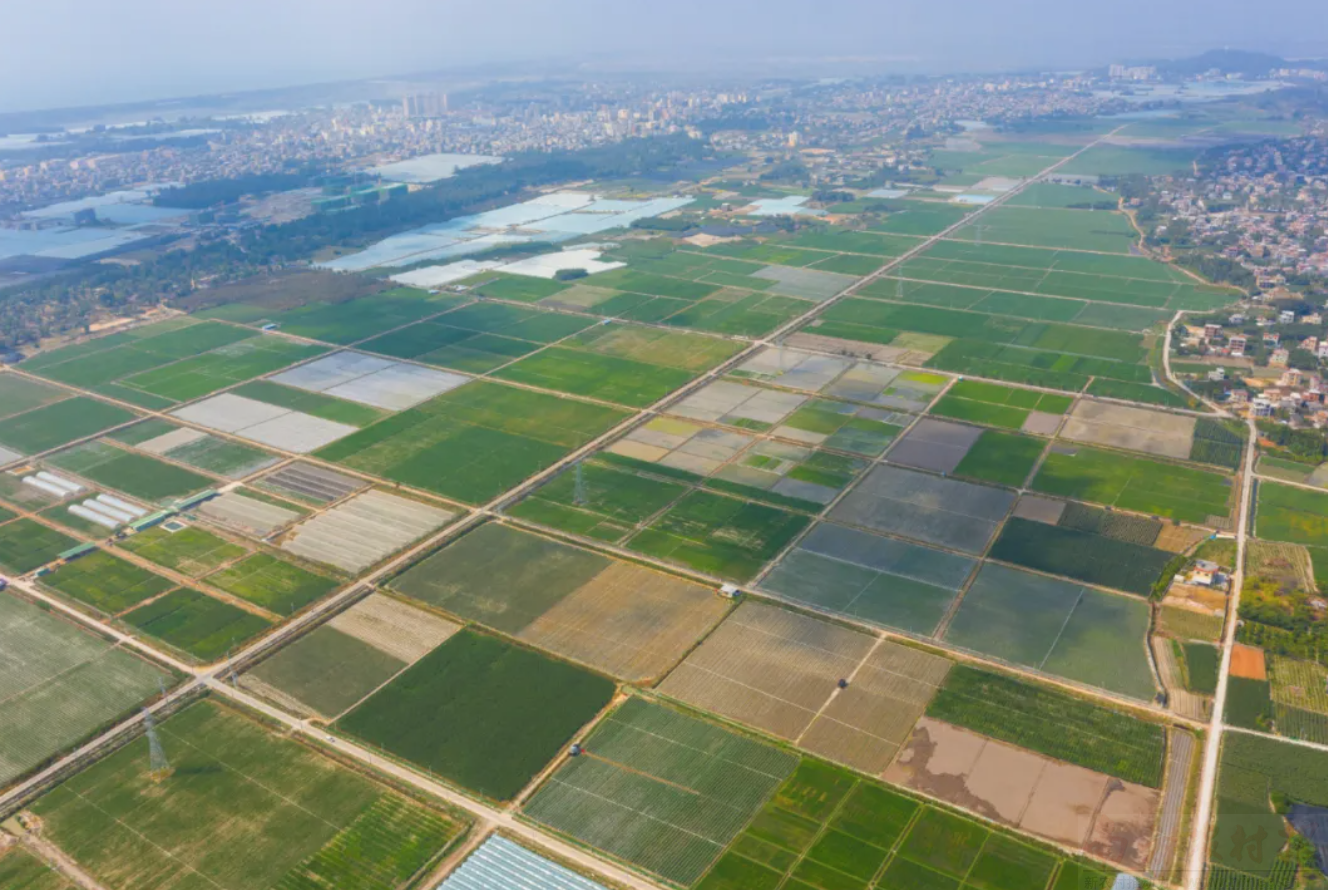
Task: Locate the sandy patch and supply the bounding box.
[1086,779,1160,872]
[1230,643,1268,680]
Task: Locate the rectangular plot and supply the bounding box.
[257,462,368,504]
[887,418,982,474]
[525,698,798,887]
[0,519,80,574]
[1060,400,1196,460]
[659,600,876,740]
[0,591,169,787]
[123,587,273,660]
[197,491,302,538]
[761,522,974,636]
[281,489,454,573]
[0,375,68,419]
[801,640,951,773]
[829,465,1014,554]
[0,397,136,456]
[46,442,215,503]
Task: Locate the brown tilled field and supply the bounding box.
[519,562,730,682]
[1230,643,1267,680]
[657,601,875,740]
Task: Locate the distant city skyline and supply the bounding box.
[1,0,1326,115]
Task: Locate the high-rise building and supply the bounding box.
[402,92,449,119]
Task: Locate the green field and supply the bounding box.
[470,272,573,302]
[0,374,68,419]
[930,380,1071,430]
[21,319,252,386]
[29,700,468,890]
[204,552,339,615]
[495,346,694,407]
[46,441,215,502]
[339,628,613,800]
[1005,183,1118,210]
[870,202,973,236]
[951,206,1139,254]
[1085,377,1188,407]
[953,431,1047,487]
[1059,145,1202,177]
[1180,642,1220,696]
[0,590,171,788]
[627,490,811,581]
[526,697,799,886]
[232,380,387,426]
[1256,481,1328,545]
[117,336,326,403]
[927,665,1166,786]
[510,459,690,542]
[989,516,1174,595]
[119,526,248,577]
[1033,446,1232,524]
[0,397,137,456]
[0,519,79,573]
[943,563,1157,699]
[253,286,459,343]
[123,588,272,660]
[0,847,75,889]
[315,380,629,504]
[246,621,413,719]
[41,550,175,613]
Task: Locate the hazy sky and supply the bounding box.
[2,0,1325,113]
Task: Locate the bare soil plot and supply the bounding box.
[1060,401,1196,460]
[672,380,808,429]
[519,562,729,682]
[1154,522,1210,553]
[329,592,462,662]
[829,464,1015,554]
[1021,411,1063,436]
[799,640,952,774]
[1230,643,1268,680]
[197,491,302,538]
[658,600,876,740]
[281,489,455,573]
[257,462,367,504]
[886,418,982,474]
[609,418,752,476]
[1012,495,1066,524]
[885,717,1159,869]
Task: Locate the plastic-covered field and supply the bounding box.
[281,489,454,573]
[828,465,1014,554]
[760,522,976,636]
[269,351,469,411]
[174,393,359,453]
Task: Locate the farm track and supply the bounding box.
[1,131,1202,888]
[1148,728,1196,882]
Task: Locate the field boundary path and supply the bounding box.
[1148,727,1197,882]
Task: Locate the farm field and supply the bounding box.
[118,525,248,577]
[829,464,1014,554]
[625,489,811,581]
[0,590,171,788]
[245,593,461,719]
[315,380,629,503]
[358,300,593,373]
[46,441,215,503]
[524,697,799,886]
[28,700,469,889]
[0,374,68,419]
[40,550,175,614]
[1032,445,1233,524]
[942,563,1157,699]
[950,205,1140,254]
[886,418,1046,487]
[0,847,75,889]
[204,552,339,615]
[927,665,1167,787]
[0,518,79,574]
[115,421,281,478]
[493,323,741,408]
[22,318,328,405]
[0,397,137,457]
[121,587,273,661]
[728,346,948,413]
[390,523,729,681]
[1255,481,1328,545]
[760,521,976,636]
[953,430,1048,487]
[1211,732,1328,881]
[989,515,1174,595]
[701,757,1119,890]
[231,380,389,427]
[928,379,1072,433]
[235,285,461,343]
[338,628,615,800]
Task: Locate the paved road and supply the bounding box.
[1182,414,1259,890]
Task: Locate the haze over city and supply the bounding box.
[1,0,1326,112]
